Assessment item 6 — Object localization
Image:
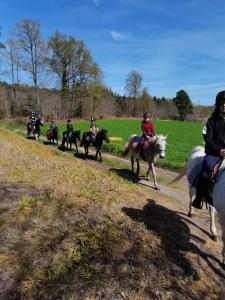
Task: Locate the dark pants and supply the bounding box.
[194,155,220,207]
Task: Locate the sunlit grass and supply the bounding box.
[2,119,203,171]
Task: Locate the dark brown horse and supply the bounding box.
[61,130,81,152]
[47,127,59,144]
[80,129,109,161]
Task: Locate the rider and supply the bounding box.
[50,119,57,131]
[29,111,36,130]
[137,112,156,158]
[61,119,74,148]
[192,90,225,209]
[66,119,73,138]
[90,118,99,141]
[48,119,56,137]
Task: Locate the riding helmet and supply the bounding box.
[67,119,71,122]
[143,112,150,119]
[215,91,225,107]
[91,118,94,122]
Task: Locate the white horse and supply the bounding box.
[175,146,225,263]
[123,135,167,190]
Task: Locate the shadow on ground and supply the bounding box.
[122,199,225,280]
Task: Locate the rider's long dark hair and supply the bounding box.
[214,90,225,114]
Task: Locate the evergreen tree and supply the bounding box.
[173,90,193,121]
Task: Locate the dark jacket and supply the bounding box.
[66,124,73,133]
[205,112,225,156]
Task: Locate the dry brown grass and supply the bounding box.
[0,127,225,299]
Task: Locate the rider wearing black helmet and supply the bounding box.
[66,119,74,137]
[192,90,225,209]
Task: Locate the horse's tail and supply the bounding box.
[170,165,187,184]
[122,144,130,156]
[122,134,137,156]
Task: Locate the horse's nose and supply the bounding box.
[160,154,165,159]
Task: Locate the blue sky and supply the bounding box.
[1,0,225,105]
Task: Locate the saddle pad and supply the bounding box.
[187,161,203,187]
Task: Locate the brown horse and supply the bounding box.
[123,134,167,190]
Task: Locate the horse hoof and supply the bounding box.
[188,212,192,218]
[211,235,218,242]
[155,186,160,191]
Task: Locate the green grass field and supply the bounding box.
[2,119,204,171]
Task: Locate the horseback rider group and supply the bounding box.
[26,92,225,212]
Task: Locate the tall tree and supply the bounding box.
[173,89,193,121]
[141,87,153,114]
[124,70,142,116]
[4,39,21,105]
[48,31,101,116]
[13,19,47,110]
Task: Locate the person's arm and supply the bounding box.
[205,119,222,156]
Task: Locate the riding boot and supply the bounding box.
[192,172,208,209]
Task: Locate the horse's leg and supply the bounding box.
[84,145,88,158]
[131,155,134,173]
[188,187,194,217]
[217,213,225,264]
[136,158,140,175]
[146,166,150,180]
[35,133,38,141]
[209,205,217,241]
[99,149,102,162]
[75,142,78,153]
[150,163,159,190]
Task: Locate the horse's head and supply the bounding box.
[98,129,109,143]
[155,135,167,159]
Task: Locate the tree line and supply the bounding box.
[0,19,212,121]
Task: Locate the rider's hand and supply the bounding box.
[220,149,225,157]
[146,136,151,141]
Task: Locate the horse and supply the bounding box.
[47,127,59,144]
[80,129,109,161]
[123,135,167,190]
[65,130,81,152]
[27,118,43,140]
[174,146,225,263]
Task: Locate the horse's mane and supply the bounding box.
[156,134,167,142]
[98,128,107,133]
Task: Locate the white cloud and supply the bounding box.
[110,30,127,41]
